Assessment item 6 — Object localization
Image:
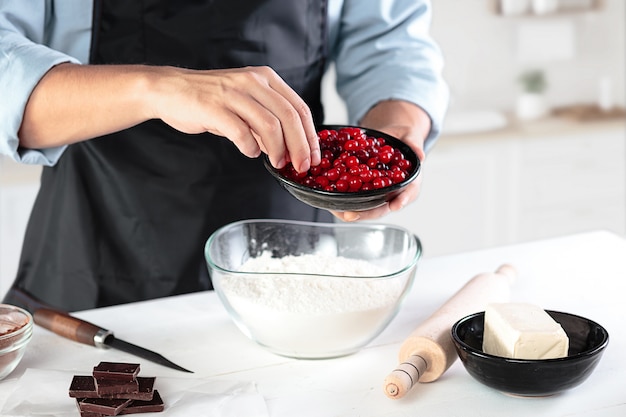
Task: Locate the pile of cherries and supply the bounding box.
[278,127,414,193]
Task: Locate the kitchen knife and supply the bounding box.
[6,288,192,373]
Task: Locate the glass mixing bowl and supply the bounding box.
[205,219,422,359]
[0,304,33,380]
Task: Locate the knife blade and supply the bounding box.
[34,308,192,373]
[6,288,192,373]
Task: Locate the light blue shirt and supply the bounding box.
[0,0,448,165]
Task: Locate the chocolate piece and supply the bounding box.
[69,376,98,398]
[70,362,164,415]
[130,377,156,401]
[75,400,107,417]
[120,390,165,414]
[95,377,139,397]
[93,362,140,381]
[70,376,155,401]
[78,397,132,416]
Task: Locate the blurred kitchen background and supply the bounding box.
[325,0,626,257]
[1,0,625,295]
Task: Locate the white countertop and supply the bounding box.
[439,113,625,142]
[1,230,625,416]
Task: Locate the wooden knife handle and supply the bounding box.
[34,308,105,347]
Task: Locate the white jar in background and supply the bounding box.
[500,0,531,16]
[532,0,559,15]
[598,77,614,111]
[516,92,549,121]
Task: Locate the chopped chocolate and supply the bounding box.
[95,377,139,397]
[93,362,140,381]
[78,397,132,416]
[69,362,164,415]
[70,376,155,401]
[120,390,165,414]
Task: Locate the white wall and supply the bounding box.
[323,1,625,125]
[320,0,626,257]
[429,0,625,114]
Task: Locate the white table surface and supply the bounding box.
[1,230,625,416]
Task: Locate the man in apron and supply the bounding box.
[1,0,446,311]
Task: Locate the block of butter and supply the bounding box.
[482,303,569,360]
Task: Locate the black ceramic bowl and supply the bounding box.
[451,310,609,397]
[264,125,421,212]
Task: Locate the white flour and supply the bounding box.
[219,252,410,358]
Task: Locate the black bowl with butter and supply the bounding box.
[451,310,609,397]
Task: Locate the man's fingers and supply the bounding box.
[155,66,317,171]
[210,109,262,158]
[259,67,319,171]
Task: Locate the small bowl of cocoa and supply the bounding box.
[0,304,33,380]
[264,125,421,212]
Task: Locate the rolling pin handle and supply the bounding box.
[496,264,517,284]
[383,354,428,399]
[383,264,517,400]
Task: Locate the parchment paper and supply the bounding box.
[0,368,269,417]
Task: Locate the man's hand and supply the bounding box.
[331,100,431,222]
[150,65,320,173]
[19,64,320,173]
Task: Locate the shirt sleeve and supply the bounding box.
[0,1,78,166]
[330,0,449,151]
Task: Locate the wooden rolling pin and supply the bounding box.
[383,264,516,399]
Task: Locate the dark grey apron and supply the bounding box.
[5,0,329,311]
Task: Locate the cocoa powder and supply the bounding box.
[0,306,32,378]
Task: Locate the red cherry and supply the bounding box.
[315,176,329,188]
[344,140,358,152]
[336,179,349,192]
[319,157,331,170]
[344,155,359,168]
[360,169,373,183]
[348,176,363,191]
[372,177,385,189]
[397,158,412,171]
[379,150,393,164]
[325,167,341,181]
[310,165,323,176]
